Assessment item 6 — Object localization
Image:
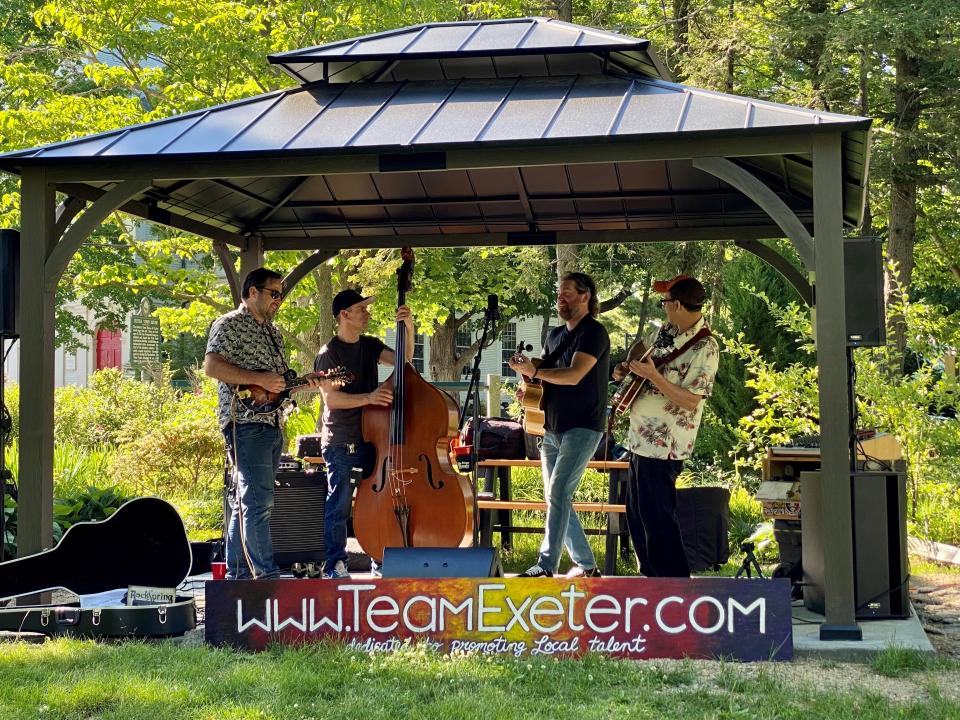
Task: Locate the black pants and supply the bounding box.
[626,453,691,578]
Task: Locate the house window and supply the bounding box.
[412,332,425,373]
[456,326,472,377]
[501,322,517,376]
[65,351,77,372]
[95,329,122,370]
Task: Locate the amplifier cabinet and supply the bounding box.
[801,470,909,620]
[270,469,326,568]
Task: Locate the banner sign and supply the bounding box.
[205,577,792,661]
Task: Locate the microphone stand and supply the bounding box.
[459,307,497,548]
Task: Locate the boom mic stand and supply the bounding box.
[458,299,499,548]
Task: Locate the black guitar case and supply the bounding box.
[0,497,196,638]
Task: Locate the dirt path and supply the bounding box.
[912,572,960,658]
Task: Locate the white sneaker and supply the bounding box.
[323,560,350,579]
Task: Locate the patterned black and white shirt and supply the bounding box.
[206,305,288,429]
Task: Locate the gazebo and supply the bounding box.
[0,17,871,638]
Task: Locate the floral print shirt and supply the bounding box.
[625,317,720,460]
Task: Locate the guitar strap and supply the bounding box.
[540,321,588,369]
[651,326,713,369]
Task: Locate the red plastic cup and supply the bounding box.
[453,444,474,473]
[211,561,227,580]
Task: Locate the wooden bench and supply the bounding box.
[477,459,630,575]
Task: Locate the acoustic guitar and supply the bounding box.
[511,342,545,437]
[235,366,353,417]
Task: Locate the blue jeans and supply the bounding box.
[537,427,603,573]
[224,422,283,580]
[322,443,372,573]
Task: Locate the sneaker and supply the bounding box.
[323,560,350,579]
[565,565,602,579]
[517,564,553,578]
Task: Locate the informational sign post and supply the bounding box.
[129,314,161,367]
[205,577,793,661]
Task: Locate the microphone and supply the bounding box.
[486,293,500,321]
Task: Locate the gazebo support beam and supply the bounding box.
[213,241,242,306]
[734,240,813,306]
[239,237,264,286]
[17,170,57,556]
[812,133,860,639]
[260,225,791,252]
[693,157,814,268]
[44,179,153,291]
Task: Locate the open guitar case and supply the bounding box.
[0,497,196,639]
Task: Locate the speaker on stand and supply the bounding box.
[0,229,18,562]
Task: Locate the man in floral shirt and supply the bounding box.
[613,275,719,577]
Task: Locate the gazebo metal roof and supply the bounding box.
[0,67,870,246]
[267,16,670,84]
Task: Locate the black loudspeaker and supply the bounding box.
[381,547,503,578]
[0,229,19,337]
[844,237,885,347]
[802,471,909,619]
[269,469,326,568]
[677,487,730,572]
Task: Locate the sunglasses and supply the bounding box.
[257,286,283,300]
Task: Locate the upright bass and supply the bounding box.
[353,247,474,563]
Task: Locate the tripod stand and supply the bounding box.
[735,541,765,578]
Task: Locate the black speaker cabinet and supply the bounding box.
[381,547,503,578]
[270,469,326,568]
[844,237,886,347]
[801,471,909,619]
[0,229,19,337]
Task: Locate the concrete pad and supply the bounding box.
[792,600,934,661]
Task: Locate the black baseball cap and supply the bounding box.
[332,289,374,319]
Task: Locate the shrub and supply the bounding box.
[53,485,130,531]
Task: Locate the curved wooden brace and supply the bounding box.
[53,196,86,239]
[213,241,241,306]
[734,239,813,306]
[693,157,814,269]
[282,249,338,298]
[44,179,152,291]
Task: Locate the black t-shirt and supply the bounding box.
[540,315,610,433]
[314,335,389,447]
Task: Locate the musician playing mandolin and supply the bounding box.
[613,275,719,578]
[313,289,415,579]
[508,272,610,578]
[204,268,322,580]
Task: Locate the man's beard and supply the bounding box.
[557,303,572,320]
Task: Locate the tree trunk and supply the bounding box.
[556,244,579,280]
[858,47,873,238]
[428,313,464,382]
[886,50,922,371]
[555,0,573,22]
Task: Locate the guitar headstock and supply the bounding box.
[511,341,533,363]
[318,366,355,386]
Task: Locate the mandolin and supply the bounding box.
[235,367,353,416]
[511,341,545,437]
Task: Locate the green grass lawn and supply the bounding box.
[1,640,958,720]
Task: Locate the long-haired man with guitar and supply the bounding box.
[313,288,415,579]
[613,275,719,578]
[204,268,323,580]
[508,272,610,578]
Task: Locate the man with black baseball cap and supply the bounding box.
[313,289,415,579]
[612,274,719,577]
